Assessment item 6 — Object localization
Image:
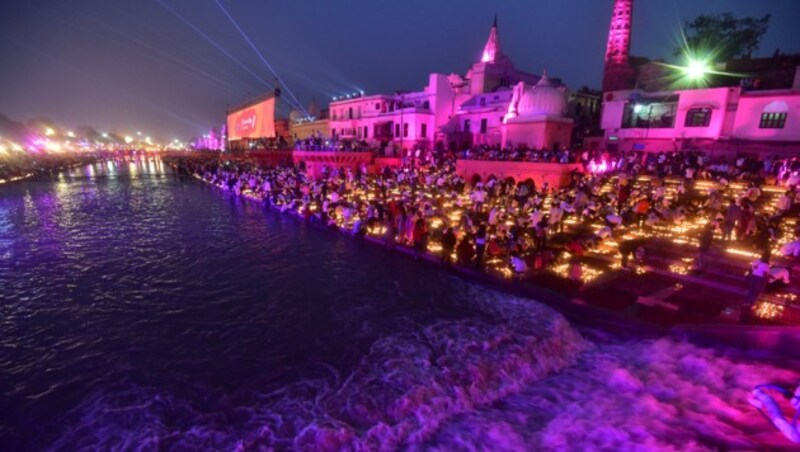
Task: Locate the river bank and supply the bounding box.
[186,168,800,357]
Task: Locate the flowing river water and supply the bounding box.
[0,156,797,450]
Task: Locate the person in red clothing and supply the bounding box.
[487,237,503,257]
[634,197,650,227]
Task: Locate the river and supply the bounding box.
[0,156,796,450]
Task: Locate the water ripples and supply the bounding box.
[1,159,797,450]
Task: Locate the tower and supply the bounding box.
[471,14,511,94]
[481,14,502,63]
[602,0,635,92]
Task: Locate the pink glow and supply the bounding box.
[588,159,610,174]
[605,0,633,66]
[602,0,635,92]
[601,87,800,151]
[480,20,501,64]
[456,160,582,188]
[427,336,800,449]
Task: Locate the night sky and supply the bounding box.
[1,0,798,141]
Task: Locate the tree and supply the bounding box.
[675,13,771,62]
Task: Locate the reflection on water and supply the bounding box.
[0,157,797,450]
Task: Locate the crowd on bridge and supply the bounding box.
[168,147,800,323]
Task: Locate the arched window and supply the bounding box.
[760,100,788,129]
[685,107,712,127]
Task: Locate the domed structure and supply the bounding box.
[517,74,567,117]
[501,72,574,151]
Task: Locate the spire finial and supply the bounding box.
[493,13,498,28]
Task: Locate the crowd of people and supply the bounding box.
[458,145,579,163]
[0,153,101,182]
[293,134,371,153]
[168,147,800,323]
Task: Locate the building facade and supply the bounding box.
[289,99,330,143]
[601,85,800,155]
[327,17,574,153]
[598,0,800,156]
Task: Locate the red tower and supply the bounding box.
[602,0,636,92]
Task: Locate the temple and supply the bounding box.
[327,17,574,153]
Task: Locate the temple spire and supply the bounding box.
[481,15,502,63]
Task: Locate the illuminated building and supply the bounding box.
[598,0,800,155]
[601,84,800,155]
[327,16,574,153]
[288,99,329,142]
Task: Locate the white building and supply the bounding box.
[327,17,574,153]
[600,73,800,156]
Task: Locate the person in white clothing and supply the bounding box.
[511,253,528,276]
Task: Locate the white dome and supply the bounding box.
[517,75,566,117]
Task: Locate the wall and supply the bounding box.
[292,151,374,179]
[455,160,582,188]
[503,118,573,150]
[372,157,402,173]
[602,86,800,153]
[672,87,732,139]
[428,73,456,130]
[733,92,800,141]
[603,88,732,141]
[246,151,293,166]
